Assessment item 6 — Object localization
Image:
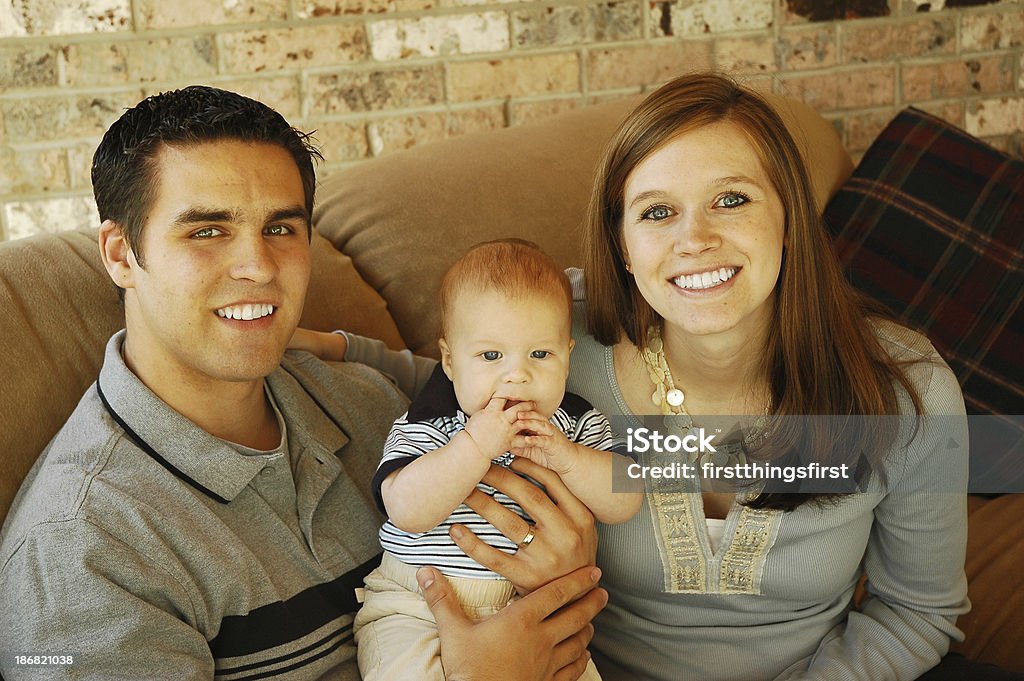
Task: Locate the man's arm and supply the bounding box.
[0,519,216,680]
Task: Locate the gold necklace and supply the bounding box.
[639,325,773,469]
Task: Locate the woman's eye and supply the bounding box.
[717,193,749,208]
[530,350,550,359]
[482,351,501,361]
[640,205,672,221]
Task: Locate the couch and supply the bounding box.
[1,90,1021,672]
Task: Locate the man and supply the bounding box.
[0,86,603,680]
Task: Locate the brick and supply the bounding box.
[588,1,642,42]
[650,0,772,38]
[840,17,955,63]
[0,0,131,37]
[587,41,711,92]
[913,101,964,129]
[310,66,445,113]
[844,109,896,153]
[298,0,402,15]
[778,26,837,71]
[511,97,583,125]
[512,6,584,48]
[63,36,216,86]
[308,120,369,163]
[446,106,506,136]
[961,10,1024,51]
[368,113,447,155]
[902,56,1015,102]
[2,91,143,144]
[779,67,895,111]
[67,143,97,189]
[221,25,366,73]
[714,35,776,74]
[0,146,69,194]
[223,77,303,121]
[137,0,287,29]
[966,96,1024,137]
[448,54,579,102]
[0,46,58,88]
[3,196,98,241]
[442,0,520,6]
[369,12,508,60]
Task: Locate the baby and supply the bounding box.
[301,240,641,680]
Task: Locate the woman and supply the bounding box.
[567,72,972,680]
[298,73,982,680]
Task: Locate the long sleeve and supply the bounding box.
[779,360,970,681]
[341,331,438,401]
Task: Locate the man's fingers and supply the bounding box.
[449,523,518,575]
[508,457,592,522]
[516,566,603,622]
[417,567,468,631]
[541,584,607,643]
[550,627,594,681]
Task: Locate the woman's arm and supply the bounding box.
[779,361,970,681]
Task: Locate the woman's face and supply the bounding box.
[620,120,785,342]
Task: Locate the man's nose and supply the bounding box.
[230,232,278,283]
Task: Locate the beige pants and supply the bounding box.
[353,552,603,681]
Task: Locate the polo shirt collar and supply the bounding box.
[97,330,286,504]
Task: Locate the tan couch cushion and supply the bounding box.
[315,93,853,358]
[0,229,403,521]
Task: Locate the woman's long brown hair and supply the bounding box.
[583,72,926,510]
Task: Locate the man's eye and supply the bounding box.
[717,192,750,208]
[530,350,550,359]
[482,351,501,361]
[640,205,672,221]
[192,227,222,238]
[266,224,293,236]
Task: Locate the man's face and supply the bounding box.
[118,140,311,394]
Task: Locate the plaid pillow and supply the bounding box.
[823,108,1023,491]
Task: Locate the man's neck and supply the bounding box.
[121,344,281,450]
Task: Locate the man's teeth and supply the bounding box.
[216,304,275,320]
[674,267,737,290]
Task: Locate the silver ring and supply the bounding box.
[518,526,536,549]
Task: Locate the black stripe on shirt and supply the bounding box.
[209,553,380,660]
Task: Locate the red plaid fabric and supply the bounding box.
[823,108,1023,493]
[824,107,1023,418]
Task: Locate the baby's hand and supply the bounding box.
[510,412,583,477]
[463,397,534,461]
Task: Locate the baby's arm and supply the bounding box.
[512,412,642,525]
[383,397,532,533]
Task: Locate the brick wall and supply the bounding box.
[1,0,1021,241]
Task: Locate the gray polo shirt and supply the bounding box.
[0,331,408,680]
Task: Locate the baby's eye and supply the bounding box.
[530,350,550,359]
[716,192,750,209]
[482,351,501,361]
[640,205,672,221]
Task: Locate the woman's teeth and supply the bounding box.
[673,267,737,291]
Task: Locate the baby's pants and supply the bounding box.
[354,552,603,681]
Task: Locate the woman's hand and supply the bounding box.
[420,564,606,681]
[451,458,598,594]
[287,328,348,361]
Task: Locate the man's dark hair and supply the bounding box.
[92,85,322,266]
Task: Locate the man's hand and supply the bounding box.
[462,397,534,461]
[452,458,597,594]
[419,564,606,681]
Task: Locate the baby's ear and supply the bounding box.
[568,338,576,354]
[438,338,454,380]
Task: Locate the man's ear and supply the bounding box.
[438,338,454,381]
[98,220,137,289]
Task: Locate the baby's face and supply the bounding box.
[439,288,574,419]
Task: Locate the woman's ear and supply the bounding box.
[98,219,137,289]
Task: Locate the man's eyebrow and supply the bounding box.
[172,208,236,225]
[267,206,310,224]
